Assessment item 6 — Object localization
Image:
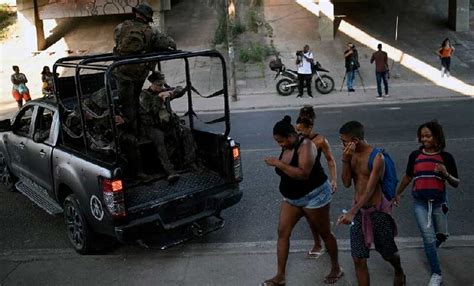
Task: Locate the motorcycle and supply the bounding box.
[269,59,335,96]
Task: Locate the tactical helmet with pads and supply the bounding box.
[132,3,153,22]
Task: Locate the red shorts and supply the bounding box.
[12,90,31,101]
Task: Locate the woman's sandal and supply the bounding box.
[323,271,344,284]
[260,279,286,286]
[307,249,326,259]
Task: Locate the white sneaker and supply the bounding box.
[376,96,383,99]
[384,94,390,97]
[428,273,442,286]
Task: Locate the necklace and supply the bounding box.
[422,149,439,155]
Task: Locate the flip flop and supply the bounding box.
[307,249,326,259]
[324,270,344,284]
[260,279,286,286]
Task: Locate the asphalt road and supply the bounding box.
[0,100,473,252]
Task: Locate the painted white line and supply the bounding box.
[383,107,401,110]
[1,235,474,259]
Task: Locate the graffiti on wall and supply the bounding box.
[38,0,145,19]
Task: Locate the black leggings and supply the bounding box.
[441,57,451,71]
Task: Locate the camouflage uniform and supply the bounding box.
[139,87,197,176]
[113,14,154,134]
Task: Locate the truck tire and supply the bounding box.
[64,194,97,254]
[0,152,17,192]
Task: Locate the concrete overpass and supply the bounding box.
[14,0,172,50]
[11,0,471,50]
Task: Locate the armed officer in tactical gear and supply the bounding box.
[139,72,200,182]
[113,3,176,135]
[113,3,154,134]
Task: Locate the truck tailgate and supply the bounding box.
[124,170,227,213]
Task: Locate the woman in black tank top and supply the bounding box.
[296,106,338,258]
[262,116,342,286]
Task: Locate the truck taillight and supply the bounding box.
[232,145,243,182]
[102,178,126,218]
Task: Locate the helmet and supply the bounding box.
[148,71,166,85]
[132,3,153,22]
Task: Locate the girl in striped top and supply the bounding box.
[394,120,459,286]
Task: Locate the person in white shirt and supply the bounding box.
[296,44,314,98]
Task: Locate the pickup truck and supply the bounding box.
[0,50,243,254]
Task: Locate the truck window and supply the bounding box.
[13,106,35,137]
[34,107,55,144]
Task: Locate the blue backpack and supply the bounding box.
[368,148,398,201]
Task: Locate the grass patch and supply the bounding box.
[0,5,15,40]
[239,41,278,63]
[214,13,227,45]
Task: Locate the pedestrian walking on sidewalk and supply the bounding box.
[344,43,359,92]
[394,120,460,286]
[370,44,389,99]
[263,116,342,286]
[296,105,338,260]
[296,44,314,98]
[10,65,31,109]
[437,38,455,78]
[337,121,406,286]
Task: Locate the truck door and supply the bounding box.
[27,106,56,192]
[7,105,36,177]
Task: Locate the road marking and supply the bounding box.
[1,235,474,260]
[382,107,401,110]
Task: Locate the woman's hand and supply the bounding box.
[264,157,279,167]
[434,163,448,177]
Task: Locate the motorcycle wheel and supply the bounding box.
[276,78,295,96]
[315,75,334,94]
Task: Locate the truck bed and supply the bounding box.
[124,170,226,213]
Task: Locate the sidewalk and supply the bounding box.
[1,237,473,285]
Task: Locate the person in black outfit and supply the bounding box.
[262,116,342,286]
[344,42,359,92]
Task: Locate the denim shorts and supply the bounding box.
[285,180,332,209]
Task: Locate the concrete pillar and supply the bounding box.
[149,0,168,32]
[448,0,470,31]
[16,0,45,51]
[318,0,335,41]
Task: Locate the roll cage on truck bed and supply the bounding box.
[0,50,242,254]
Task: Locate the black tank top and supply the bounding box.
[275,136,328,199]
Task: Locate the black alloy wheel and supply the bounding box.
[64,194,95,254]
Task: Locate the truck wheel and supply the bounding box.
[64,194,96,254]
[0,153,17,192]
[276,78,295,96]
